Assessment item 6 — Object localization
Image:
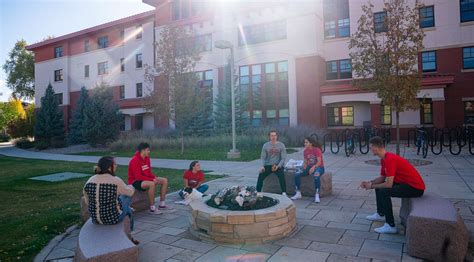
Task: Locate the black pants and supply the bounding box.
[375,183,424,226]
[256,165,286,193]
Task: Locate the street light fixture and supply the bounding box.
[215,40,240,159]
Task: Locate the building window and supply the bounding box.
[84,40,90,52]
[120,58,125,72]
[97,36,108,49]
[463,47,474,69]
[98,61,108,75]
[326,59,352,80]
[420,99,433,125]
[54,46,63,58]
[421,51,437,72]
[328,106,354,126]
[54,69,63,82]
[120,29,125,41]
[239,20,286,46]
[461,0,474,23]
[136,83,143,97]
[84,65,89,78]
[172,0,199,21]
[175,34,212,55]
[119,85,125,99]
[196,70,213,88]
[419,6,435,28]
[55,93,63,105]
[136,115,143,130]
[323,0,350,39]
[136,54,142,68]
[374,11,387,33]
[120,118,125,131]
[136,25,143,40]
[381,104,392,125]
[239,61,289,126]
[464,101,474,124]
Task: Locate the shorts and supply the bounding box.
[132,180,146,191]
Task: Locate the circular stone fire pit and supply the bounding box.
[189,193,296,244]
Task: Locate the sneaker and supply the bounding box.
[149,206,163,215]
[374,223,398,234]
[366,212,385,222]
[282,192,287,197]
[291,191,302,200]
[158,205,174,211]
[314,194,320,203]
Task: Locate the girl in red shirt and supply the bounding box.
[179,161,209,199]
[291,137,325,203]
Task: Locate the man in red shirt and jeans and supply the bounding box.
[360,136,425,234]
[128,143,172,214]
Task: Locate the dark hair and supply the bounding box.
[137,142,150,152]
[95,156,116,176]
[305,136,322,149]
[268,130,278,136]
[189,161,199,171]
[369,136,385,148]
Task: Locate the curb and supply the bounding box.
[34,224,78,262]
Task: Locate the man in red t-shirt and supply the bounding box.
[360,137,425,234]
[128,143,172,214]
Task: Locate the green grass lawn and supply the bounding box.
[0,156,223,262]
[72,148,298,162]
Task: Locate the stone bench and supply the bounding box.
[75,217,138,262]
[80,191,149,222]
[262,171,332,197]
[400,193,469,261]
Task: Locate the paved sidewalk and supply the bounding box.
[2,143,474,261]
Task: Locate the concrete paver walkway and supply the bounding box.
[1,143,473,261]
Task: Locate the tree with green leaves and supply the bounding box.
[7,104,35,139]
[68,87,89,144]
[35,84,65,148]
[349,0,424,155]
[0,102,18,133]
[2,40,35,100]
[143,25,206,153]
[213,63,249,134]
[82,83,122,146]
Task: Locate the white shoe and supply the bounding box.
[149,207,163,215]
[374,223,398,234]
[314,194,320,203]
[366,212,385,221]
[282,192,287,197]
[291,191,302,200]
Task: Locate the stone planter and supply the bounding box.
[189,193,296,244]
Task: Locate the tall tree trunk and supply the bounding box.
[396,109,400,155]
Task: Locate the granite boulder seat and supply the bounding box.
[262,170,332,197]
[75,217,138,262]
[400,193,469,261]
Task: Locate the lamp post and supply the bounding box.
[215,40,240,159]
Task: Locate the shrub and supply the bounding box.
[15,138,34,149]
[7,104,35,139]
[34,140,50,150]
[35,84,65,149]
[51,136,66,148]
[0,133,11,142]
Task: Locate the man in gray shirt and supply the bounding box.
[256,130,287,196]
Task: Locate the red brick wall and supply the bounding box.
[295,55,326,127]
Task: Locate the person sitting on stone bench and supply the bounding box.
[128,142,172,215]
[291,137,325,203]
[360,136,425,234]
[179,161,209,198]
[83,156,139,245]
[256,130,287,196]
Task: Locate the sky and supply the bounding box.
[0,0,154,102]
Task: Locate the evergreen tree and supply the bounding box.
[34,83,65,148]
[68,87,89,144]
[82,83,123,146]
[213,63,249,134]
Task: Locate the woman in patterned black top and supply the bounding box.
[83,156,139,244]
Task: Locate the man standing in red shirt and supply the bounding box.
[128,143,172,214]
[360,137,425,234]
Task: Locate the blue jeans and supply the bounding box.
[179,184,209,199]
[294,166,325,192]
[118,195,134,231]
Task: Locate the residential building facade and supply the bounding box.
[27,0,474,134]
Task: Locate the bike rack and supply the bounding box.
[329,131,340,154]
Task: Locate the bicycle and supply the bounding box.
[344,130,356,157]
[416,127,428,158]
